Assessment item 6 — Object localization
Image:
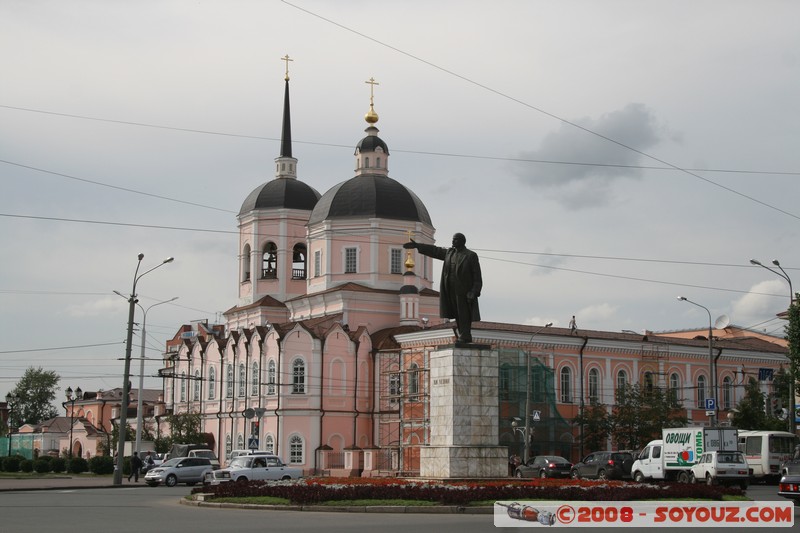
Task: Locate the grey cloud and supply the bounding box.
[513,103,666,208]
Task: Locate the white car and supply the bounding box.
[690,450,749,489]
[205,455,302,484]
[145,457,214,487]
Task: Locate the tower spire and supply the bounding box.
[364,77,379,125]
[275,55,297,179]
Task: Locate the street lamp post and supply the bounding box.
[113,253,174,486]
[523,322,553,464]
[62,386,83,459]
[134,297,178,458]
[5,392,20,457]
[750,258,795,433]
[678,296,717,425]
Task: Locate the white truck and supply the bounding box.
[631,427,738,483]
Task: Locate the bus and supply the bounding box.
[737,430,796,481]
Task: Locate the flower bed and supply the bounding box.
[194,477,742,506]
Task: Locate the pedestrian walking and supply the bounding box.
[128,451,143,482]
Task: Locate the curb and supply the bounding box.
[179,498,493,514]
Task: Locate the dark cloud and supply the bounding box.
[513,103,666,208]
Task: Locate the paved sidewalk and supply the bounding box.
[0,475,123,491]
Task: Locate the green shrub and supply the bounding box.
[89,455,114,475]
[33,459,52,473]
[20,459,33,473]
[51,457,66,473]
[67,457,88,474]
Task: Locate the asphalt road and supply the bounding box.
[0,481,796,532]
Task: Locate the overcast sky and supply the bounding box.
[2,1,799,402]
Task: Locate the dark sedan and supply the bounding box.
[515,455,573,479]
[571,451,634,480]
[778,474,800,505]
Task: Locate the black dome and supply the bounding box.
[355,134,389,154]
[239,179,321,215]
[309,174,432,226]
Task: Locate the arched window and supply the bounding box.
[697,375,707,407]
[193,370,201,401]
[292,243,307,280]
[239,364,246,397]
[264,434,275,454]
[292,358,305,394]
[644,371,654,394]
[237,433,244,450]
[289,434,304,464]
[226,364,234,398]
[669,373,680,403]
[560,367,572,403]
[408,362,419,398]
[208,366,216,400]
[242,244,251,282]
[616,369,628,392]
[225,434,232,456]
[588,368,599,402]
[262,242,277,279]
[389,372,400,404]
[180,371,187,402]
[251,362,259,396]
[722,376,732,409]
[267,360,276,395]
[364,156,370,168]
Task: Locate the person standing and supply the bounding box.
[404,232,482,344]
[128,451,143,482]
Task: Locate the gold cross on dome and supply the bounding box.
[365,77,379,104]
[281,54,293,81]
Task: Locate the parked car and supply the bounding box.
[225,449,274,467]
[778,474,800,505]
[144,457,214,487]
[515,455,573,479]
[204,454,303,485]
[187,448,220,469]
[780,444,800,477]
[690,450,749,489]
[571,451,634,480]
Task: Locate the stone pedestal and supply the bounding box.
[420,345,508,478]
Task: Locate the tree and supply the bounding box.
[786,294,800,430]
[733,377,787,431]
[9,367,60,427]
[609,383,687,450]
[573,400,609,454]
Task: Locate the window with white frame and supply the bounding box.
[267,360,276,395]
[226,364,234,398]
[208,366,216,400]
[239,364,246,397]
[289,434,303,464]
[722,376,732,409]
[588,368,599,402]
[408,363,419,399]
[560,367,572,403]
[237,433,244,450]
[389,372,400,403]
[180,371,186,402]
[616,369,627,393]
[669,373,680,403]
[344,247,357,273]
[225,435,232,456]
[264,434,274,454]
[292,358,305,394]
[697,375,707,406]
[251,362,259,396]
[390,248,403,274]
[193,370,201,401]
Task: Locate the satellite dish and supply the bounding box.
[715,314,731,329]
[242,408,255,419]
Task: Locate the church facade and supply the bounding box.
[159,67,788,476]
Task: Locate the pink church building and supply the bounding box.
[160,68,789,476]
